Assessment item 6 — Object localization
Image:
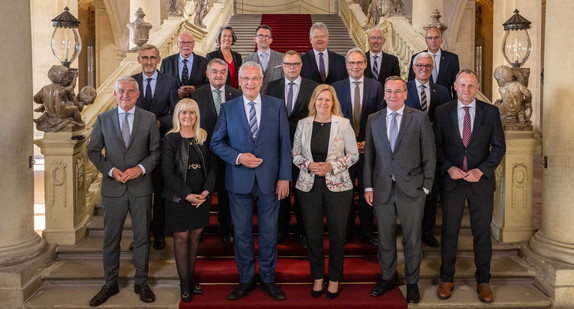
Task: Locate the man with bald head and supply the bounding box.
[160,31,208,98]
[364,28,401,87]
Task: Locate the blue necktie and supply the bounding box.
[181,59,189,85]
[420,85,428,112]
[145,78,153,109]
[318,52,326,82]
[286,82,294,116]
[248,101,258,138]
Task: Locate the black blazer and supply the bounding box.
[300,50,348,85]
[434,100,506,194]
[265,77,319,141]
[332,77,385,142]
[191,84,241,141]
[205,48,242,88]
[132,71,179,136]
[408,49,460,99]
[404,80,450,123]
[364,51,401,86]
[160,53,208,89]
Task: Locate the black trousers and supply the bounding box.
[346,156,374,238]
[440,181,493,283]
[215,157,232,235]
[278,166,304,235]
[421,170,440,239]
[151,165,165,237]
[298,177,353,282]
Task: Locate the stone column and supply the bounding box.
[0,0,56,307]
[526,0,574,307]
[411,0,443,35]
[130,0,161,32]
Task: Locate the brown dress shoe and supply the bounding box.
[437,281,454,299]
[477,283,493,303]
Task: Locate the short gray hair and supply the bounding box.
[310,22,329,38]
[207,58,227,71]
[239,61,263,78]
[345,48,367,62]
[413,52,434,66]
[115,76,139,91]
[138,44,159,57]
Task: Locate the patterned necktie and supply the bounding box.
[286,82,294,116]
[353,81,361,135]
[318,52,326,82]
[432,54,438,83]
[213,89,221,115]
[260,53,268,71]
[145,78,153,108]
[181,59,189,85]
[389,112,398,152]
[419,85,428,112]
[372,55,379,79]
[248,101,258,137]
[462,106,471,172]
[121,112,130,147]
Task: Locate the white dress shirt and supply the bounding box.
[284,76,302,113]
[313,49,329,77]
[457,99,476,138]
[350,76,365,113]
[370,51,383,74]
[428,49,442,76]
[210,84,227,103]
[109,106,146,176]
[141,70,158,98]
[415,79,431,112]
[236,94,263,165]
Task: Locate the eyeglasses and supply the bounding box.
[384,90,405,95]
[414,64,434,70]
[116,89,138,94]
[346,61,364,67]
[256,34,272,39]
[239,76,262,82]
[178,41,195,45]
[425,36,441,40]
[139,56,158,61]
[368,36,385,41]
[282,62,302,67]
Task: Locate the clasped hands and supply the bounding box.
[448,166,483,182]
[308,161,333,177]
[112,166,143,183]
[186,190,209,208]
[238,153,289,201]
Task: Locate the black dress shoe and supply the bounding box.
[406,283,420,304]
[362,233,379,246]
[370,280,395,297]
[180,292,192,303]
[260,282,286,300]
[228,282,256,300]
[221,233,234,248]
[297,233,308,248]
[153,234,166,250]
[134,281,156,303]
[422,236,440,248]
[310,288,324,298]
[277,231,287,244]
[89,284,119,307]
[326,290,339,300]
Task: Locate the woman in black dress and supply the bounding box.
[205,26,242,88]
[161,99,217,302]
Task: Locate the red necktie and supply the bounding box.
[462,106,471,172]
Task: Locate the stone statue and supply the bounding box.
[167,0,183,17]
[34,65,97,132]
[423,8,448,34]
[385,0,405,16]
[193,0,211,28]
[494,65,533,131]
[363,0,381,29]
[127,7,152,49]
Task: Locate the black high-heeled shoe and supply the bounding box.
[326,282,339,300]
[310,288,325,298]
[192,283,203,295]
[181,292,193,302]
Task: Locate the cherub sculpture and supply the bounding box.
[363,0,381,29]
[493,65,533,130]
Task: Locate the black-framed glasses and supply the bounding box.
[414,64,434,70]
[282,62,302,67]
[256,34,272,39]
[384,90,405,95]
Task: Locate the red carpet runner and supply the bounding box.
[260,14,313,53]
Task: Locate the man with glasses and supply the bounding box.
[405,52,450,248]
[408,27,459,99]
[363,76,435,304]
[160,31,208,99]
[364,28,401,87]
[211,62,291,301]
[332,48,384,246]
[301,22,347,84]
[243,25,284,93]
[265,51,319,248]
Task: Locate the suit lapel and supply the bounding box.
[449,102,465,147]
[394,107,412,151]
[111,107,125,149]
[127,108,142,149]
[255,97,267,142]
[236,97,252,138]
[377,109,392,153]
[469,101,484,146]
[326,116,340,155]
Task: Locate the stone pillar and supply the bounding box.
[492,131,540,242]
[411,0,443,35]
[526,1,574,307]
[0,0,56,307]
[130,0,161,32]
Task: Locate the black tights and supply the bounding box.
[173,228,203,295]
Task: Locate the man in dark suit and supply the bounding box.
[191,58,241,247]
[132,44,179,250]
[87,76,160,306]
[160,31,208,99]
[434,70,505,304]
[211,62,291,301]
[405,52,451,248]
[363,76,436,304]
[265,50,319,248]
[332,48,385,246]
[364,28,401,87]
[243,25,284,93]
[408,27,460,99]
[300,22,348,84]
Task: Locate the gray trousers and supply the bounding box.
[102,191,152,285]
[374,182,425,284]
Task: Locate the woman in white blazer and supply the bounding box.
[292,84,359,300]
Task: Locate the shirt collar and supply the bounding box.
[313,49,328,57]
[387,104,405,116]
[243,94,262,105]
[285,76,302,86]
[118,106,136,115]
[141,70,158,81]
[258,50,270,57]
[428,49,442,58]
[179,53,194,63]
[371,51,383,58]
[350,76,365,84]
[415,79,430,88]
[457,100,476,110]
[210,84,225,92]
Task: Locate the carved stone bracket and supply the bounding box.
[423,8,448,33]
[127,7,153,50]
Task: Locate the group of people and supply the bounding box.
[86,21,505,307]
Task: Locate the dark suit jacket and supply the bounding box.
[132,71,179,136]
[205,48,243,87]
[408,49,460,99]
[264,77,319,141]
[434,100,506,194]
[300,50,348,85]
[364,51,401,86]
[404,80,450,123]
[88,106,161,197]
[211,95,292,195]
[332,77,385,142]
[190,84,241,141]
[160,53,208,89]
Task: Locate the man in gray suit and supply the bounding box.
[363,76,436,304]
[87,76,160,307]
[243,25,284,93]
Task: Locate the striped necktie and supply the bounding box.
[248,101,258,138]
[419,85,428,112]
[372,55,379,79]
[213,89,221,115]
[462,106,471,172]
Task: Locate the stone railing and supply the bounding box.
[36,3,232,246]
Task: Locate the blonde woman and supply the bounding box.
[161,99,217,302]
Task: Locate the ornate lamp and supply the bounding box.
[51,7,82,68]
[502,9,532,68]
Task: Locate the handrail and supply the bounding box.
[235,0,335,14]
